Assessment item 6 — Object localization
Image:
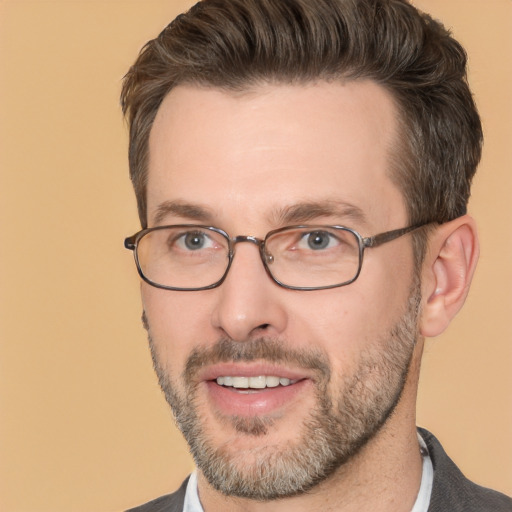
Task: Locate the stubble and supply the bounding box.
[144,281,421,500]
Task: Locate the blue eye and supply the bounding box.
[175,231,215,251]
[299,231,337,250]
[184,232,206,250]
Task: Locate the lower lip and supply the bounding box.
[204,379,310,417]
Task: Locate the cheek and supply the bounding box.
[288,286,395,343]
[286,268,413,371]
[141,285,214,372]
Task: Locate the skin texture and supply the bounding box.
[141,81,479,512]
[147,284,420,500]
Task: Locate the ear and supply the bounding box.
[420,215,479,338]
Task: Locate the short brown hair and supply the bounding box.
[121,0,482,240]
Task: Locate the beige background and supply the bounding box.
[0,1,510,511]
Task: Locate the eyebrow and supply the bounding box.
[270,200,368,227]
[151,198,367,228]
[152,200,215,225]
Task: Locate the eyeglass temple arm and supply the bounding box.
[362,222,431,248]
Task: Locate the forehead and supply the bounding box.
[147,81,406,230]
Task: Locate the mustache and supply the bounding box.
[184,337,331,384]
[142,310,331,384]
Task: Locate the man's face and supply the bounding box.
[143,81,421,499]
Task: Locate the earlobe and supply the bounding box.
[419,215,479,338]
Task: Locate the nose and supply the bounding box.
[210,241,288,342]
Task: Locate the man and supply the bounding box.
[121,0,512,510]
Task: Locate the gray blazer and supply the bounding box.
[126,428,512,511]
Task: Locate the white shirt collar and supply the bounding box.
[411,431,434,512]
[183,471,202,512]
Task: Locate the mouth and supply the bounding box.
[215,375,298,390]
[199,364,312,417]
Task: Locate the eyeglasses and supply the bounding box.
[124,223,429,291]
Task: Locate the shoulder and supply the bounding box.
[418,428,512,512]
[125,476,189,512]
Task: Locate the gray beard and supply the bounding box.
[145,283,421,501]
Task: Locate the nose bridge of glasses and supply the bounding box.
[231,235,273,265]
[232,235,262,246]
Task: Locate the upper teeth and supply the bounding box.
[216,376,295,389]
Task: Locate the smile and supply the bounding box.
[200,365,313,416]
[215,376,298,389]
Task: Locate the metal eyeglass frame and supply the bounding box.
[124,221,431,291]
